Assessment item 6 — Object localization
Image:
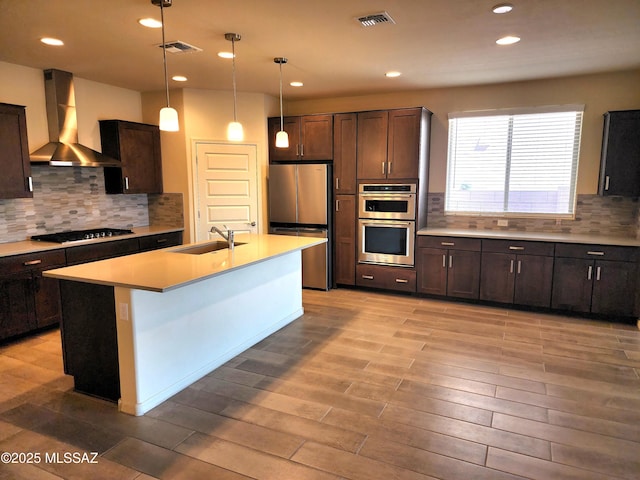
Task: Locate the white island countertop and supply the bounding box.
[44,233,326,293]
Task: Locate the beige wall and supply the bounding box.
[142,88,279,243]
[0,61,142,153]
[284,69,640,194]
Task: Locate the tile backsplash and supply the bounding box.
[427,192,639,238]
[0,166,183,243]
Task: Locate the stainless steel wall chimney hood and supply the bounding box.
[30,69,120,167]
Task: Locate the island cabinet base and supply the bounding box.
[115,250,303,416]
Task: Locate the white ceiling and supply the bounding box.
[1,0,639,100]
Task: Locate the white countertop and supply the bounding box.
[417,228,640,247]
[0,225,183,258]
[44,233,326,293]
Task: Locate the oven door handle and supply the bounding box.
[361,220,413,228]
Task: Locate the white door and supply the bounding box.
[194,142,259,241]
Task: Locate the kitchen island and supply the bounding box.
[44,234,326,416]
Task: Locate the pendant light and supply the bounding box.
[274,57,289,148]
[225,33,243,141]
[153,0,179,132]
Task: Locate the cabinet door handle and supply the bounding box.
[510,259,514,274]
[587,265,593,280]
[362,274,374,280]
[442,254,446,268]
[23,259,42,266]
[124,176,130,190]
[300,144,304,157]
[441,242,455,246]
[604,175,610,191]
[509,246,525,251]
[395,278,409,283]
[388,162,392,174]
[449,255,453,269]
[587,251,605,256]
[381,162,386,175]
[596,266,601,281]
[335,200,340,212]
[517,260,521,274]
[335,178,339,190]
[28,176,34,192]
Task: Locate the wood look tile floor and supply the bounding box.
[1,288,639,479]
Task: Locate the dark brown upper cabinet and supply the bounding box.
[0,103,33,199]
[100,120,163,194]
[268,115,333,162]
[598,110,640,197]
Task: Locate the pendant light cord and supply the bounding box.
[231,37,238,123]
[279,61,284,131]
[160,1,170,108]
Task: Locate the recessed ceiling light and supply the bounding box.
[40,37,64,46]
[217,51,234,59]
[172,75,187,82]
[138,18,162,28]
[385,71,401,78]
[290,81,303,87]
[496,35,520,45]
[492,3,513,14]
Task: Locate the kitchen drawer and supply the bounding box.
[66,238,139,265]
[554,243,638,262]
[417,236,481,251]
[482,239,554,256]
[138,231,183,252]
[356,264,416,292]
[0,249,66,274]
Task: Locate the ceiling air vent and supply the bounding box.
[356,11,396,27]
[158,40,203,54]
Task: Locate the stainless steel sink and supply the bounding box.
[172,241,247,255]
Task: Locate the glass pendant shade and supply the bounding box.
[227,121,244,141]
[159,107,179,131]
[275,130,289,148]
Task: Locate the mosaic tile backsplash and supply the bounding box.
[0,166,183,244]
[426,192,640,238]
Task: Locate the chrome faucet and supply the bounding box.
[210,225,235,249]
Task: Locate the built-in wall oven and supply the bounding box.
[358,184,416,267]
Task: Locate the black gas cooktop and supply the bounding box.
[31,228,134,243]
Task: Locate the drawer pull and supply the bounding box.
[156,238,168,244]
[509,246,525,251]
[441,242,455,246]
[395,278,409,284]
[23,259,42,266]
[587,251,605,256]
[362,274,374,280]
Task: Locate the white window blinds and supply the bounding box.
[446,106,583,216]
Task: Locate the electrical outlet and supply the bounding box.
[119,302,129,321]
[497,219,509,227]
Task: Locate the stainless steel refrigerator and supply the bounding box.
[268,163,331,290]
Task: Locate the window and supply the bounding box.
[446,106,583,216]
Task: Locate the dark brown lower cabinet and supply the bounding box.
[480,253,553,308]
[0,249,66,341]
[552,257,638,316]
[356,264,416,292]
[417,247,481,299]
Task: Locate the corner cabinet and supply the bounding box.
[100,120,163,194]
[268,115,333,162]
[0,103,33,199]
[598,110,640,197]
[357,108,430,181]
